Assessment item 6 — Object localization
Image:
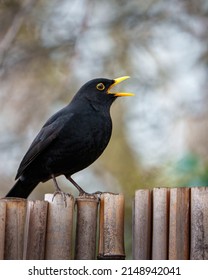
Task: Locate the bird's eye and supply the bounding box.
[96,83,105,91]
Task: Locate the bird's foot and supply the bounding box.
[51,174,71,206]
[52,191,71,207]
[78,190,103,200]
[65,175,103,199]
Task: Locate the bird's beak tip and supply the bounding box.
[113,76,131,85]
[107,76,135,97]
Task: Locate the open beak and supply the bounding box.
[107,76,135,97]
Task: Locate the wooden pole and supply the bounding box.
[75,195,99,260]
[0,200,6,259]
[4,198,27,259]
[152,188,169,260]
[44,193,74,260]
[23,200,48,259]
[133,189,152,259]
[98,193,125,259]
[169,187,190,259]
[190,187,208,260]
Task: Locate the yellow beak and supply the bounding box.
[107,76,135,97]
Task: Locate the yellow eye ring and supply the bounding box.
[96,83,105,91]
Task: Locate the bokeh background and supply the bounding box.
[0,0,208,257]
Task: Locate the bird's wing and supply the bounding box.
[15,110,72,179]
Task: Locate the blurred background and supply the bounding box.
[0,0,208,257]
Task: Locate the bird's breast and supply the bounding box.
[45,111,112,176]
[75,111,112,152]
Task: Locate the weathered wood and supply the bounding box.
[44,193,74,260]
[152,188,169,260]
[23,200,48,259]
[98,193,125,259]
[1,186,208,260]
[190,187,208,260]
[75,195,99,260]
[133,189,152,260]
[4,198,27,259]
[169,187,190,259]
[0,200,6,259]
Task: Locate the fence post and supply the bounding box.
[44,193,74,260]
[3,198,27,259]
[190,187,208,260]
[74,195,99,260]
[133,189,152,259]
[169,187,190,260]
[23,200,48,259]
[152,188,169,260]
[0,200,6,259]
[98,193,125,260]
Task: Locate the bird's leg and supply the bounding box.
[66,175,86,195]
[51,174,70,206]
[65,175,90,196]
[52,174,62,192]
[65,175,103,199]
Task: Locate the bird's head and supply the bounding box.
[73,76,134,108]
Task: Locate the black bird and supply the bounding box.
[6,76,134,198]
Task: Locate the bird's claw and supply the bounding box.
[78,190,103,200]
[52,191,71,207]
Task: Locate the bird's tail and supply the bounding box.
[5,178,38,198]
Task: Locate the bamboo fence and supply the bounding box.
[0,187,208,259]
[133,187,208,260]
[0,192,125,260]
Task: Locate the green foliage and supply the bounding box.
[165,153,208,187]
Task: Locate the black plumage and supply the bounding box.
[6,76,133,198]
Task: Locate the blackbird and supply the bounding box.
[6,76,134,198]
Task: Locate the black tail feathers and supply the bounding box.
[5,178,38,198]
